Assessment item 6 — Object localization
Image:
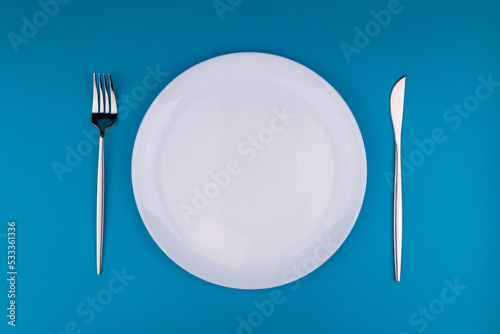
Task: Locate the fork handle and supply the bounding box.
[96,133,104,275]
[393,143,403,281]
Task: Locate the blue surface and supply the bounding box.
[1,0,499,333]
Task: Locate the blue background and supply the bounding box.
[1,0,499,333]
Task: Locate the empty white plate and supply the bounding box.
[132,52,366,289]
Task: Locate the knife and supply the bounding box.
[390,76,405,282]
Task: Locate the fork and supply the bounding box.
[91,73,117,275]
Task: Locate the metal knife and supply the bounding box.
[390,76,405,282]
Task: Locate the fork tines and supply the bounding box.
[92,73,117,115]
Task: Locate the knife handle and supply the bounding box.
[393,143,403,281]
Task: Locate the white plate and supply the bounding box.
[132,52,366,289]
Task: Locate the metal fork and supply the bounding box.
[91,73,117,275]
